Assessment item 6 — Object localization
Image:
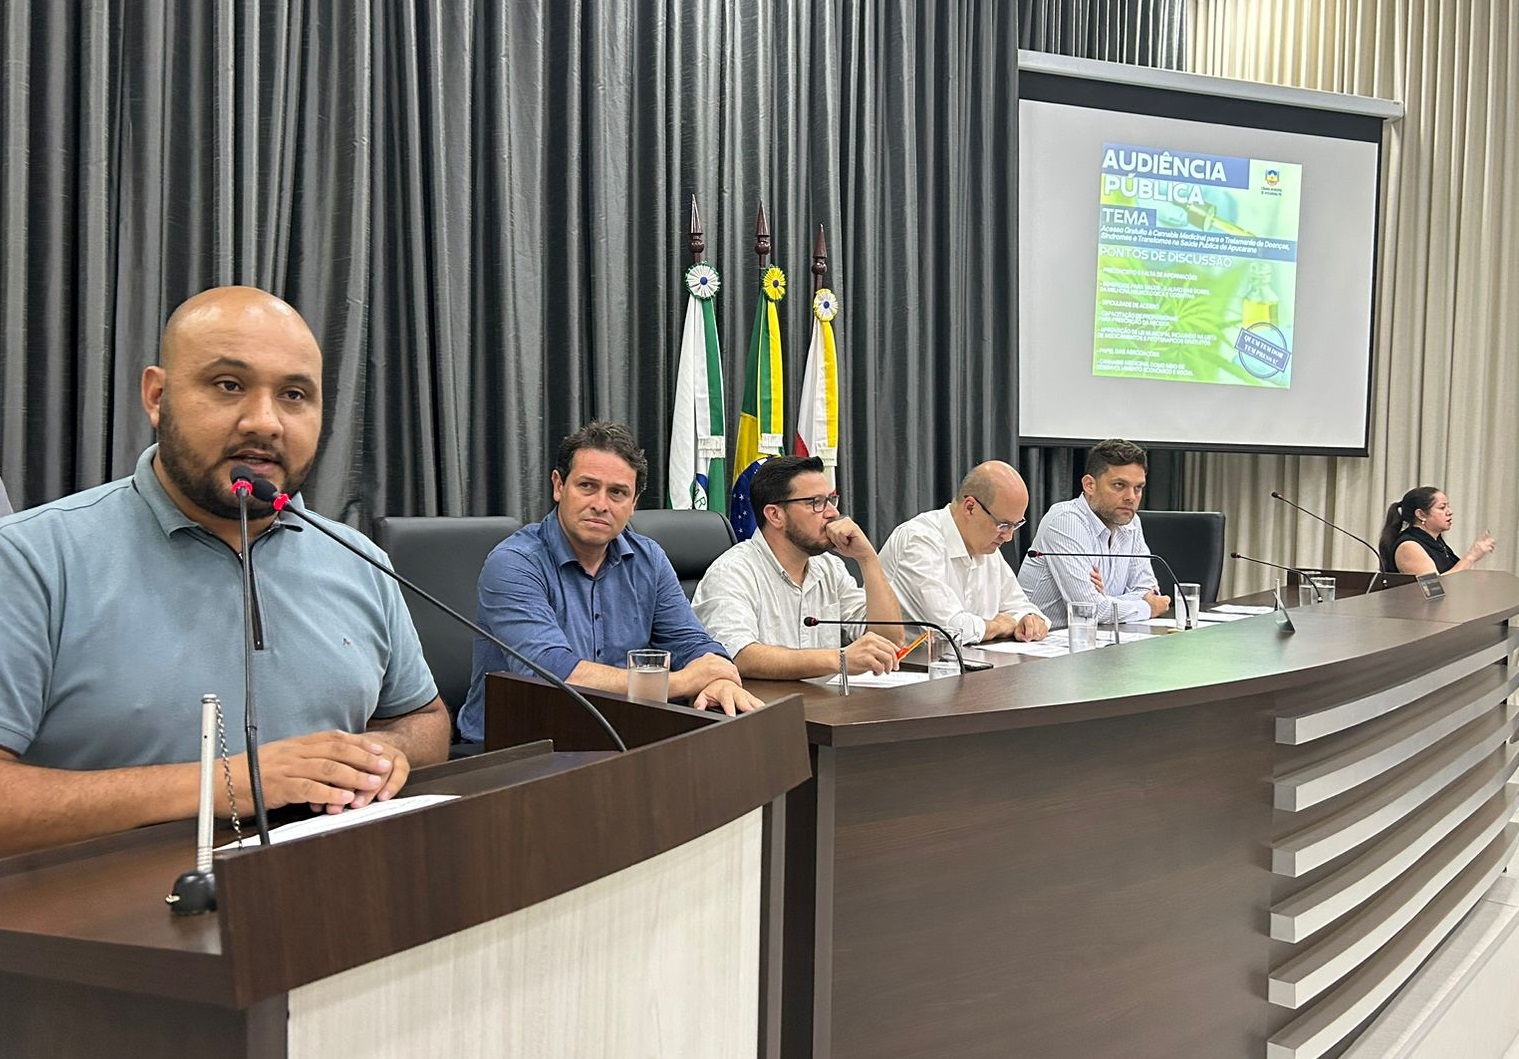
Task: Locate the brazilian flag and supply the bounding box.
[729,264,786,539]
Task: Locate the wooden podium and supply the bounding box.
[0,685,809,1059]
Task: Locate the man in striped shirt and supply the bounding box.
[1016,439,1171,629]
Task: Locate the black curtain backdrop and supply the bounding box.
[0,0,1019,545]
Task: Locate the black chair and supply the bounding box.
[370,515,523,730]
[1140,510,1227,607]
[628,509,737,599]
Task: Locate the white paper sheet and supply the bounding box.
[823,671,933,688]
[218,793,460,850]
[975,628,1158,657]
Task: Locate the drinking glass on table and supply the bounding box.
[926,630,961,679]
[1174,582,1201,630]
[627,649,671,702]
[1299,576,1337,606]
[1067,602,1098,653]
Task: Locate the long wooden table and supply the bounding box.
[738,571,1519,1059]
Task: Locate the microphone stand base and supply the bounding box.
[166,870,217,915]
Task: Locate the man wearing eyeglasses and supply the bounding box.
[692,455,905,679]
[879,461,1050,645]
[1016,438,1170,628]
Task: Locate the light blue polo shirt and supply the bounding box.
[0,446,438,770]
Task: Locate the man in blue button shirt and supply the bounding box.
[458,421,763,742]
[0,287,449,856]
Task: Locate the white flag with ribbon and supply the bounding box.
[668,262,728,511]
[793,287,841,486]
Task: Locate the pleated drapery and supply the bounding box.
[1186,0,1519,593]
[0,0,1019,544]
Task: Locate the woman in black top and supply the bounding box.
[1377,485,1495,575]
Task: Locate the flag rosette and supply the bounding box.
[812,288,840,322]
[762,266,786,303]
[685,263,721,300]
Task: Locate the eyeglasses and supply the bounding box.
[779,492,841,514]
[971,495,1025,535]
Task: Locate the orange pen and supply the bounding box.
[896,629,931,661]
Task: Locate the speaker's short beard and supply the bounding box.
[156,399,310,521]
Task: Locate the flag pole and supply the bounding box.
[812,224,827,292]
[688,194,704,262]
[756,202,775,454]
[755,200,771,270]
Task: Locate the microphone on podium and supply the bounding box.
[248,477,628,752]
[230,465,273,847]
[802,615,967,674]
[1270,491,1386,593]
[1024,548,1192,627]
[1229,551,1323,602]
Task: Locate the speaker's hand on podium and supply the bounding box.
[347,732,414,810]
[223,730,396,817]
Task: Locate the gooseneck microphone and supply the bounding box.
[1024,548,1192,627]
[249,478,628,752]
[230,465,273,846]
[1229,551,1323,602]
[802,616,966,674]
[1270,491,1385,593]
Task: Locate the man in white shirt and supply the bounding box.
[879,461,1049,645]
[1017,439,1171,628]
[692,455,904,679]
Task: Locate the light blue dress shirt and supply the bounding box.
[1017,494,1159,627]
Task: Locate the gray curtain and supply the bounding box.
[1015,0,1189,547]
[0,0,1018,545]
[1021,0,1186,69]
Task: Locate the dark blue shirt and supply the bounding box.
[457,510,727,741]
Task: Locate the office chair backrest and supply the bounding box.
[628,509,737,599]
[370,515,523,715]
[1140,510,1227,607]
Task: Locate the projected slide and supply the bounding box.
[1093,143,1301,388]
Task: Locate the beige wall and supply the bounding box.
[1185,0,1519,595]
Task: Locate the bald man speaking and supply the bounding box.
[880,462,1050,645]
[0,287,448,856]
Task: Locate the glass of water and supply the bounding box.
[927,630,961,679]
[1173,582,1201,629]
[1067,601,1098,653]
[1299,576,1337,606]
[626,649,670,702]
